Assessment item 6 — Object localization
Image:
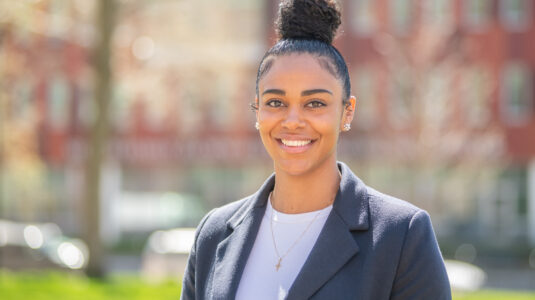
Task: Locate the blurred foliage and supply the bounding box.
[109,233,149,255]
[1,269,535,300]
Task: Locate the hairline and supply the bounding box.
[256,52,349,104]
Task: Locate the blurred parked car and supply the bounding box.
[140,227,491,290]
[0,219,88,271]
[141,227,195,282]
[444,259,487,292]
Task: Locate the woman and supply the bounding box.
[181,0,451,299]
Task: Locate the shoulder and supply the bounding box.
[364,185,431,232]
[366,186,422,217]
[338,161,427,228]
[363,189,452,298]
[194,196,252,243]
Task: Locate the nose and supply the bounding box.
[281,106,305,130]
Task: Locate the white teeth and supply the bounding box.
[281,139,312,147]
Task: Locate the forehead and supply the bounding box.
[259,54,341,92]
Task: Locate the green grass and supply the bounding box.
[0,270,180,300]
[1,269,534,299]
[454,290,535,300]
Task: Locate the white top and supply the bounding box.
[235,195,332,300]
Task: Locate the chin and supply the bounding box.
[274,158,316,176]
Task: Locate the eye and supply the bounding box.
[266,99,284,107]
[306,100,326,108]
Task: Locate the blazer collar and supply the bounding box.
[286,162,370,299]
[332,161,370,231]
[226,172,275,230]
[211,173,274,299]
[213,161,370,299]
[227,161,369,230]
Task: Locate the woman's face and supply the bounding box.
[256,53,355,176]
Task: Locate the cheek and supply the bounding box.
[312,111,343,134]
[257,111,281,140]
[257,110,279,127]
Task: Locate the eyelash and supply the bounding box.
[306,100,326,108]
[266,99,284,107]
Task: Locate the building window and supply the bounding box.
[389,0,413,35]
[47,74,70,131]
[463,0,493,31]
[76,78,94,129]
[210,76,233,128]
[422,0,454,28]
[426,69,451,127]
[350,0,377,36]
[478,167,526,238]
[501,62,533,126]
[499,0,532,31]
[352,66,377,129]
[180,83,202,135]
[388,72,413,128]
[11,80,34,120]
[111,83,131,133]
[460,65,492,128]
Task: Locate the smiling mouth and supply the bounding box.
[280,139,312,147]
[275,138,316,154]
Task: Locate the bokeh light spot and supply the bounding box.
[132,36,155,60]
[454,243,477,263]
[23,225,44,249]
[57,242,85,269]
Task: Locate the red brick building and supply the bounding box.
[2,0,534,249]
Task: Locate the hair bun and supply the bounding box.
[276,0,341,44]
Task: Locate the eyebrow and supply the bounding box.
[262,89,285,96]
[301,89,333,96]
[261,88,333,96]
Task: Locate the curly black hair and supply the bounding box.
[276,0,341,44]
[254,0,350,105]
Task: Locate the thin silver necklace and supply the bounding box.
[269,170,340,271]
[269,196,323,271]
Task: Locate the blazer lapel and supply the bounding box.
[286,162,370,299]
[210,175,275,300]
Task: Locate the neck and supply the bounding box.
[271,159,340,214]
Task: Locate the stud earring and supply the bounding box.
[255,122,260,130]
[343,124,351,131]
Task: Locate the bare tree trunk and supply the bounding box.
[85,0,116,278]
[0,38,4,221]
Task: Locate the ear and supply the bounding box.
[340,96,356,131]
[254,96,259,121]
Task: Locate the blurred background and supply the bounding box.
[1,0,534,298]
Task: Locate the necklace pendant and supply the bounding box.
[275,258,282,271]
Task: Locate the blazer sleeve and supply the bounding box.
[180,208,216,300]
[390,210,452,300]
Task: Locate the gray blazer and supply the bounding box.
[181,162,451,300]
